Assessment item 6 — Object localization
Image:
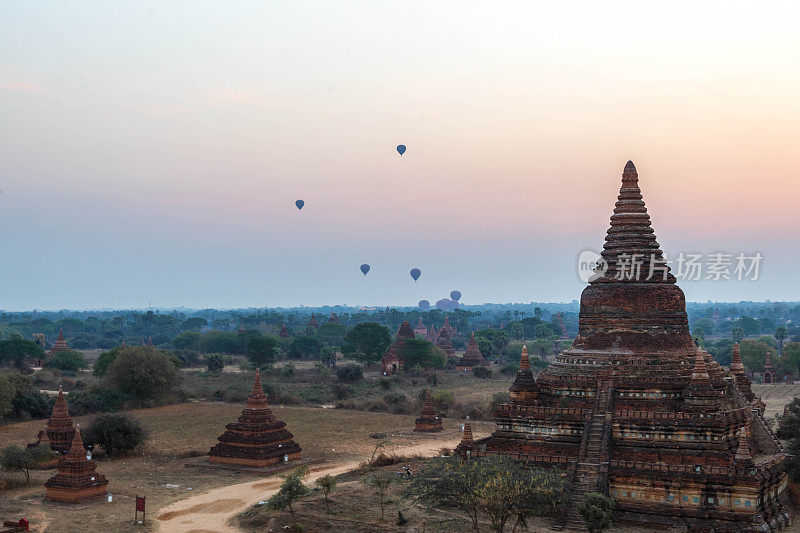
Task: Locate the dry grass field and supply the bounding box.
[753,383,800,419]
[0,402,494,532]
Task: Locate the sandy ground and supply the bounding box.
[153,436,462,533]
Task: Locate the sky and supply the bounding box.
[1,1,799,311]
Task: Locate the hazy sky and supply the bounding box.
[2,1,799,310]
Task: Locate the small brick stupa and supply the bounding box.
[426,326,437,342]
[279,323,290,338]
[457,332,488,368]
[307,314,319,330]
[49,329,68,355]
[45,425,108,503]
[43,386,76,455]
[434,322,455,355]
[413,317,427,336]
[381,321,415,375]
[455,417,476,456]
[414,389,443,432]
[763,352,776,384]
[209,369,302,468]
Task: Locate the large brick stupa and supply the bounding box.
[45,425,108,503]
[209,369,301,468]
[465,161,791,531]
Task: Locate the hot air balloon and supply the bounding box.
[360,264,371,276]
[418,300,430,310]
[396,145,406,156]
[295,200,304,210]
[450,290,462,302]
[410,268,421,282]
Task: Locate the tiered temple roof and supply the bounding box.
[457,332,488,368]
[466,161,791,531]
[434,321,455,355]
[413,317,427,336]
[45,425,108,503]
[307,314,319,329]
[380,321,415,375]
[49,329,67,355]
[44,386,76,455]
[414,389,443,432]
[209,369,302,468]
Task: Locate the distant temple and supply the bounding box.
[328,312,339,323]
[209,369,302,468]
[455,417,476,456]
[434,321,455,356]
[49,329,68,355]
[462,162,791,531]
[45,425,108,503]
[457,332,488,368]
[414,389,443,432]
[426,326,437,343]
[413,317,427,336]
[381,321,415,375]
[307,314,319,330]
[279,323,290,338]
[763,353,776,384]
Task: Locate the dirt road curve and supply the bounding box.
[154,436,461,533]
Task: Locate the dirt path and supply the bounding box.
[153,436,461,532]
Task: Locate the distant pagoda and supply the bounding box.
[426,326,437,342]
[307,314,319,330]
[45,425,108,503]
[49,329,68,355]
[413,317,427,336]
[43,386,76,455]
[763,352,777,384]
[279,323,290,338]
[328,311,338,323]
[434,321,455,355]
[209,369,302,468]
[457,332,488,368]
[414,389,443,432]
[465,161,791,531]
[455,417,476,456]
[381,320,415,375]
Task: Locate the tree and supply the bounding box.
[180,317,207,331]
[267,464,310,530]
[364,472,395,522]
[0,374,15,419]
[200,331,239,354]
[739,339,777,372]
[315,474,337,514]
[315,323,348,348]
[0,337,45,369]
[44,349,87,372]
[776,327,788,355]
[780,343,800,375]
[578,492,614,533]
[732,327,744,344]
[475,329,509,361]
[94,347,121,377]
[406,455,563,533]
[0,443,54,484]
[102,346,179,401]
[246,335,278,367]
[83,414,145,456]
[399,339,446,370]
[473,366,492,379]
[777,396,800,440]
[287,336,322,360]
[344,323,392,365]
[172,331,202,351]
[206,353,225,372]
[734,316,760,337]
[318,346,337,368]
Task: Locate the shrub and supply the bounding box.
[83,414,145,456]
[578,492,615,532]
[379,378,393,390]
[472,366,492,379]
[206,353,225,373]
[337,364,363,383]
[172,331,202,351]
[93,348,118,377]
[68,387,130,415]
[44,349,87,372]
[0,375,15,419]
[500,363,518,375]
[103,346,179,402]
[332,383,351,400]
[280,363,296,377]
[344,323,392,365]
[430,389,454,416]
[0,443,54,483]
[398,339,446,370]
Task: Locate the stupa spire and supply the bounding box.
[414,388,443,432]
[520,345,530,370]
[593,161,674,284]
[246,369,268,409]
[461,416,474,443]
[730,342,745,373]
[734,427,753,465]
[691,351,710,382]
[45,385,76,455]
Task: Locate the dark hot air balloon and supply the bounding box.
[418,300,430,310]
[450,290,462,302]
[396,145,406,156]
[295,200,304,210]
[360,264,371,276]
[410,268,421,281]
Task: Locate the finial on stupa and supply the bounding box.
[730,342,745,373]
[520,345,530,370]
[734,426,753,464]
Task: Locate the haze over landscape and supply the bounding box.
[2,1,799,310]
